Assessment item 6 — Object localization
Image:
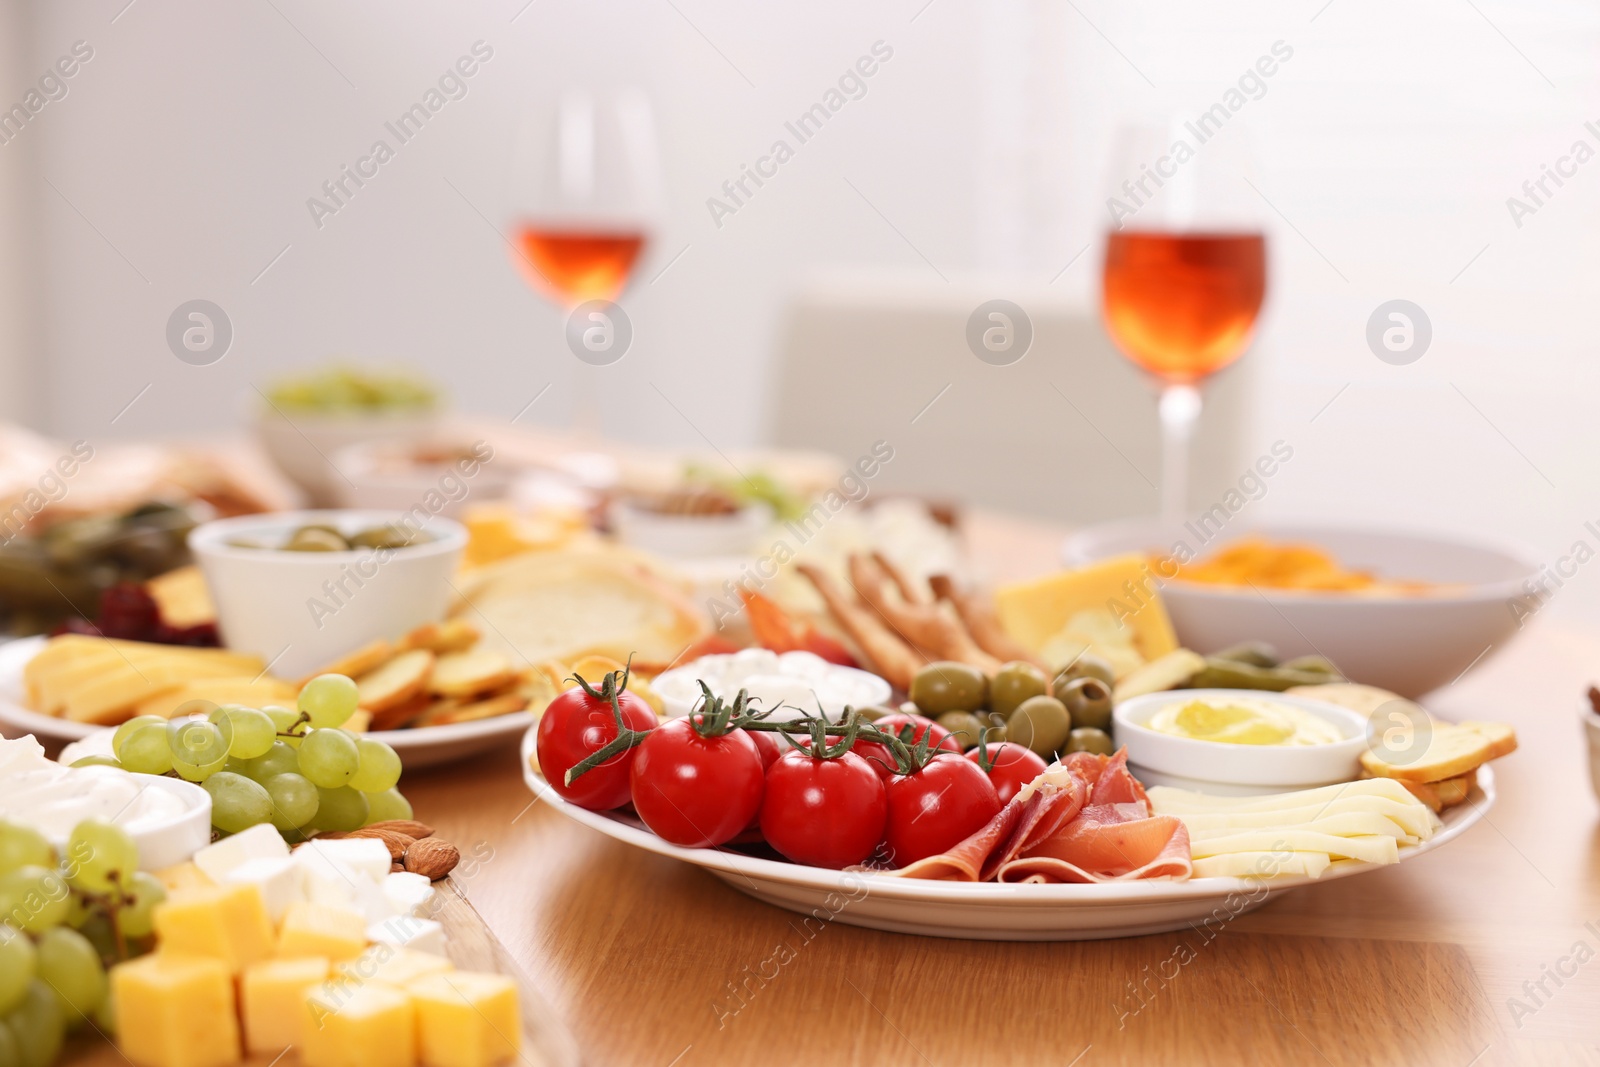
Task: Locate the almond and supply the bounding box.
[403,837,459,880]
[365,819,434,840]
[349,827,416,860]
[390,861,406,873]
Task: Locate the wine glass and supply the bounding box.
[1098,121,1267,527]
[508,88,660,435]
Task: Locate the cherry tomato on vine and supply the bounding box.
[630,720,765,848]
[760,749,887,869]
[536,679,657,811]
[747,729,782,772]
[964,742,1048,806]
[883,755,1001,867]
[852,712,960,780]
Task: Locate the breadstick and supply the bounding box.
[796,562,923,691]
[849,556,1001,674]
[871,550,928,605]
[929,574,1046,669]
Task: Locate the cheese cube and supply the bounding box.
[220,856,304,922]
[153,882,275,972]
[154,862,213,893]
[193,823,288,883]
[296,839,393,883]
[296,844,392,921]
[277,901,368,961]
[301,981,415,1067]
[411,972,520,1067]
[242,957,330,1055]
[367,917,446,958]
[382,872,435,919]
[337,946,453,990]
[111,952,241,1067]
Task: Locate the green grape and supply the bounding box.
[91,987,115,1036]
[0,867,70,934]
[0,1019,18,1067]
[265,705,308,747]
[298,674,359,729]
[65,821,137,894]
[364,788,413,825]
[35,927,105,1025]
[62,892,92,930]
[202,772,272,834]
[7,980,64,1067]
[117,722,174,776]
[76,916,116,964]
[68,756,122,770]
[170,698,218,721]
[111,715,164,759]
[299,728,359,788]
[310,787,368,833]
[239,740,300,783]
[168,721,228,781]
[0,823,54,875]
[347,738,402,793]
[0,925,35,1015]
[118,872,166,939]
[211,705,276,759]
[264,773,319,831]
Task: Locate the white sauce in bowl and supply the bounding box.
[0,735,186,839]
[652,650,891,722]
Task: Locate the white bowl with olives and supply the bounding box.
[189,509,466,680]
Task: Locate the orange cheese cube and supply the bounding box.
[336,946,454,990]
[242,956,330,1055]
[301,981,415,1067]
[152,883,274,973]
[276,901,368,961]
[410,972,521,1067]
[110,952,241,1067]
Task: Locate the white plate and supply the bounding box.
[519,724,1491,941]
[0,637,532,769]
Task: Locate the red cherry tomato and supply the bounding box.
[965,742,1049,806]
[536,683,657,811]
[853,713,961,780]
[883,755,1002,867]
[747,729,782,772]
[630,720,765,848]
[760,749,887,869]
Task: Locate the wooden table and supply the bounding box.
[399,514,1600,1067]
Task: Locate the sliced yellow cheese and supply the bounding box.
[411,972,521,1067]
[111,952,241,1067]
[243,956,330,1055]
[134,676,296,719]
[994,554,1178,669]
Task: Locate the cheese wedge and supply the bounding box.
[995,555,1179,667]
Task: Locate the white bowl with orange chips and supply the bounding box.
[1062,521,1538,697]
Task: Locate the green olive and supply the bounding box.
[852,705,897,723]
[1056,676,1113,732]
[1053,652,1115,692]
[1065,727,1114,756]
[283,528,350,552]
[935,711,986,751]
[1005,695,1071,758]
[909,662,988,716]
[348,524,423,550]
[989,661,1049,719]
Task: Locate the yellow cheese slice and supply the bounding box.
[994,554,1178,665]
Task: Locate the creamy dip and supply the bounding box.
[653,649,888,722]
[1147,696,1344,747]
[0,735,186,839]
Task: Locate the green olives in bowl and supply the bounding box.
[910,662,988,716]
[1052,652,1115,693]
[989,661,1049,719]
[1056,676,1113,733]
[1065,727,1114,756]
[1005,695,1072,758]
[934,711,987,751]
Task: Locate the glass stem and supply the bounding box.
[1158,383,1202,528]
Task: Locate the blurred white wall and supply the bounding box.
[9,0,1600,620]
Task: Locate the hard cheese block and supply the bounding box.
[277,901,369,961]
[995,554,1178,665]
[410,972,521,1067]
[152,882,275,973]
[301,982,416,1067]
[111,952,241,1067]
[242,956,330,1055]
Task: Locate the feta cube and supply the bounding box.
[367,915,448,958]
[220,856,305,922]
[193,823,288,883]
[382,872,435,919]
[295,839,392,882]
[295,844,391,922]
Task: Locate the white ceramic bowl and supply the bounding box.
[1114,688,1368,795]
[39,743,212,872]
[189,509,466,680]
[609,499,771,559]
[256,408,439,506]
[330,439,516,517]
[1063,520,1538,697]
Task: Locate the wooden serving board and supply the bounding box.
[66,878,582,1067]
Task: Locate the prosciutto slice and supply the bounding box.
[892,749,1192,884]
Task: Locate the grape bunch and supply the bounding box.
[106,674,412,840]
[0,817,163,1065]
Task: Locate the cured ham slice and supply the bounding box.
[892,749,1192,884]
